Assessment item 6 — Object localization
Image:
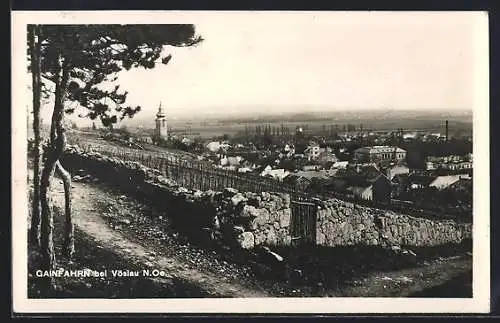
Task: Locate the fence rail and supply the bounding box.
[69,137,301,195]
[64,138,472,223]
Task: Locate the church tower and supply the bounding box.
[155,102,168,139]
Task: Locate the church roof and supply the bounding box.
[156,103,166,118]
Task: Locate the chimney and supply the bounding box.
[445,120,449,142]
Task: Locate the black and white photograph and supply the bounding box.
[12,11,490,313]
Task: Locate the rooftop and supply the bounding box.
[355,146,406,154]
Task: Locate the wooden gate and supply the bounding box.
[290,199,318,246]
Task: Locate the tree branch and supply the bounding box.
[41,74,57,84]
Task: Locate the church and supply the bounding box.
[154,102,168,140]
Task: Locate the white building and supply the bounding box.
[354,146,406,163]
[304,144,333,161]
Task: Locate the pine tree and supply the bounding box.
[28,24,203,292]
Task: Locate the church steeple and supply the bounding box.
[155,101,168,139]
[156,101,165,118]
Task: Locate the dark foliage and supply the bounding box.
[28,24,203,126]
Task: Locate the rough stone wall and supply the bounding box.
[315,199,472,247]
[61,145,472,251]
[61,146,292,250]
[233,192,292,249]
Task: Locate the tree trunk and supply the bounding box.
[28,24,42,246]
[39,148,57,292]
[55,160,74,257]
[39,54,70,292]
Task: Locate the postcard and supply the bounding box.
[12,10,490,313]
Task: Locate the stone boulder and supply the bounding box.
[239,205,260,219]
[276,193,291,208]
[246,196,262,208]
[277,208,291,228]
[236,232,255,249]
[223,187,239,197]
[260,192,271,201]
[231,193,248,207]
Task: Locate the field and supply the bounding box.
[166,110,473,139]
[31,109,473,141]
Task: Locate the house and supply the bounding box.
[329,166,392,202]
[303,144,334,161]
[425,161,437,170]
[181,137,193,146]
[304,144,322,161]
[302,164,321,171]
[429,175,463,190]
[286,170,332,192]
[220,155,243,167]
[403,132,418,140]
[284,174,312,191]
[330,161,349,169]
[439,161,473,171]
[349,174,392,202]
[240,160,257,170]
[448,178,473,194]
[281,144,295,158]
[323,161,335,170]
[206,141,230,153]
[353,146,406,163]
[139,136,153,144]
[220,165,238,172]
[383,164,410,180]
[425,155,473,171]
[254,164,272,174]
[316,151,338,166]
[346,185,373,201]
[261,168,290,181]
[391,173,410,198]
[426,155,462,163]
[407,174,436,189]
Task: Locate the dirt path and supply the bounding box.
[44,173,472,298]
[49,179,270,298]
[336,256,472,297]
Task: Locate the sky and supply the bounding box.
[33,12,484,127]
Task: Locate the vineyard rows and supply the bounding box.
[68,138,471,223]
